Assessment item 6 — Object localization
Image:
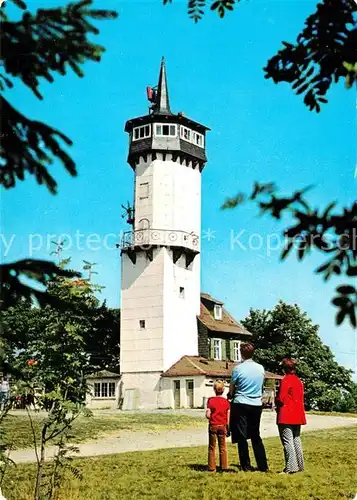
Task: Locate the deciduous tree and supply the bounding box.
[165,0,356,110]
[242,301,354,411]
[222,184,357,327]
[1,261,120,499]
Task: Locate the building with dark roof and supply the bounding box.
[158,296,282,410]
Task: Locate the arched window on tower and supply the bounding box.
[138,218,150,230]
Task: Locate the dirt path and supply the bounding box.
[9,412,357,464]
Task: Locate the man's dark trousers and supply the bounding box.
[231,402,268,472]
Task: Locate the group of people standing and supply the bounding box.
[206,342,306,474]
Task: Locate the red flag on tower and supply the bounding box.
[146,86,157,103]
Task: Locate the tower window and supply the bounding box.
[193,131,204,147]
[139,182,149,200]
[133,124,151,141]
[214,304,223,320]
[155,124,177,137]
[139,320,146,329]
[179,286,185,298]
[180,127,204,148]
[180,126,191,142]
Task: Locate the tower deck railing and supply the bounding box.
[121,228,199,252]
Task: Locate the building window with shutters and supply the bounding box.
[233,341,241,362]
[213,339,222,360]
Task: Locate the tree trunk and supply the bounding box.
[34,424,47,500]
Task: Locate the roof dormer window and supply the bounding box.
[214,304,222,321]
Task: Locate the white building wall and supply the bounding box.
[120,371,162,410]
[202,378,231,404]
[86,378,120,410]
[159,375,231,409]
[159,375,206,409]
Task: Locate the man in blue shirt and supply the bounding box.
[228,343,268,472]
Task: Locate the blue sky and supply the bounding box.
[2,0,356,378]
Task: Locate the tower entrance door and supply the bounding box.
[186,379,194,408]
[174,380,181,409]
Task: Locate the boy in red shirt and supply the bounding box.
[206,380,230,472]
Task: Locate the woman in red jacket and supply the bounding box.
[276,358,306,474]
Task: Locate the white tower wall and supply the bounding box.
[120,154,202,409]
[163,251,200,370]
[134,154,201,236]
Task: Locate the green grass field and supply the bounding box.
[2,410,356,450]
[2,426,357,500]
[2,412,205,449]
[307,410,357,418]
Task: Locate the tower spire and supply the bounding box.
[153,56,172,115]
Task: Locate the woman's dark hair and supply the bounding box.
[281,358,296,374]
[240,343,255,360]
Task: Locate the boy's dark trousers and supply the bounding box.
[231,403,268,472]
[208,424,228,471]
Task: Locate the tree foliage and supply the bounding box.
[0,0,117,305]
[335,381,357,412]
[164,0,356,325]
[0,262,120,499]
[222,184,357,328]
[264,0,357,112]
[1,262,120,375]
[1,0,117,192]
[164,0,357,111]
[242,301,355,411]
[0,260,78,309]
